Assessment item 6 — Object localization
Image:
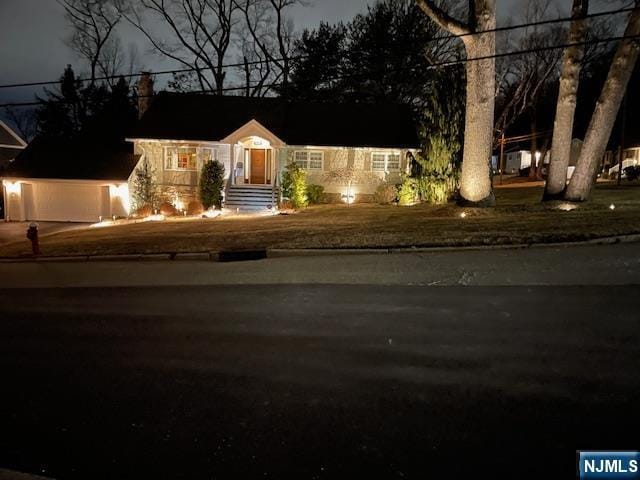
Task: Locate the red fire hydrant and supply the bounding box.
[26,222,40,256]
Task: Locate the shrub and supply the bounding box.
[306,184,325,204]
[623,165,640,182]
[281,162,308,208]
[133,205,153,218]
[373,183,397,204]
[199,160,226,209]
[397,177,417,206]
[187,201,204,216]
[411,152,458,205]
[159,202,177,217]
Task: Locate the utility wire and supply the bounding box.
[0,5,636,91]
[1,30,638,109]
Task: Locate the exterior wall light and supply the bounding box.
[4,181,21,195]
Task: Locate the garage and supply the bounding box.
[3,178,130,223]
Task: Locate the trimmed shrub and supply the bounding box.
[281,162,308,208]
[199,160,226,209]
[133,205,153,218]
[306,184,325,204]
[373,183,397,204]
[159,202,178,217]
[187,201,204,216]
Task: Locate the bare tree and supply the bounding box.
[543,0,590,200]
[235,0,301,97]
[495,0,564,143]
[417,0,497,206]
[117,0,237,94]
[58,0,122,85]
[564,3,640,201]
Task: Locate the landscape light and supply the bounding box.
[460,212,467,218]
[610,204,616,210]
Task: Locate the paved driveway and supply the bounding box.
[0,222,89,247]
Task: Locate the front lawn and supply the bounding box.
[1,184,640,258]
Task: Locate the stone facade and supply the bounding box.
[129,138,412,208]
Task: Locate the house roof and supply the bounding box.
[6,137,140,181]
[133,92,420,149]
[0,120,27,148]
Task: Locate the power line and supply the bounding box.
[1,30,638,110]
[0,5,636,92]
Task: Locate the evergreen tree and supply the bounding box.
[199,160,226,209]
[132,158,156,210]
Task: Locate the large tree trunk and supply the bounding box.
[417,0,496,206]
[543,0,589,200]
[565,6,640,201]
[459,16,496,205]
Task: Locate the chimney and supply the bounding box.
[137,72,154,119]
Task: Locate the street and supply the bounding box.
[0,244,639,479]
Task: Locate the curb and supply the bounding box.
[0,469,55,480]
[0,234,639,264]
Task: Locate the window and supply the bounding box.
[372,152,401,172]
[165,147,197,170]
[294,150,324,170]
[165,147,217,170]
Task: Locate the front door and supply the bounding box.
[250,149,266,184]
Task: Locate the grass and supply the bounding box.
[1,183,640,258]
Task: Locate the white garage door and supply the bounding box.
[23,181,110,223]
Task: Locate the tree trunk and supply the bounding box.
[543,0,589,201]
[564,6,640,201]
[458,1,496,206]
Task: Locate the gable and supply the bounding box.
[0,120,27,148]
[221,119,285,147]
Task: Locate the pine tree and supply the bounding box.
[199,161,226,209]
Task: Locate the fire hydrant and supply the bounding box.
[26,222,40,256]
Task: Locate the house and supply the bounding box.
[2,73,419,222]
[603,146,640,177]
[502,139,582,178]
[0,120,26,170]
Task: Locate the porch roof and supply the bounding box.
[133,92,420,149]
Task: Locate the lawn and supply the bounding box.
[2,184,640,258]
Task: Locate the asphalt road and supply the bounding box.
[0,246,639,479]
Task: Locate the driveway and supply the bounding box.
[0,222,89,247]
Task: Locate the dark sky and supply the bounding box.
[0,0,620,107]
[0,0,530,106]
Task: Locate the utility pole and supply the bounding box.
[499,131,506,186]
[617,92,627,186]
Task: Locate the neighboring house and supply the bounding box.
[603,146,640,176]
[2,74,419,222]
[504,150,534,174]
[503,139,582,179]
[0,120,27,170]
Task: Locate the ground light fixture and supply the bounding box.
[610,204,616,210]
[460,211,467,218]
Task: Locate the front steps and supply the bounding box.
[225,184,278,212]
